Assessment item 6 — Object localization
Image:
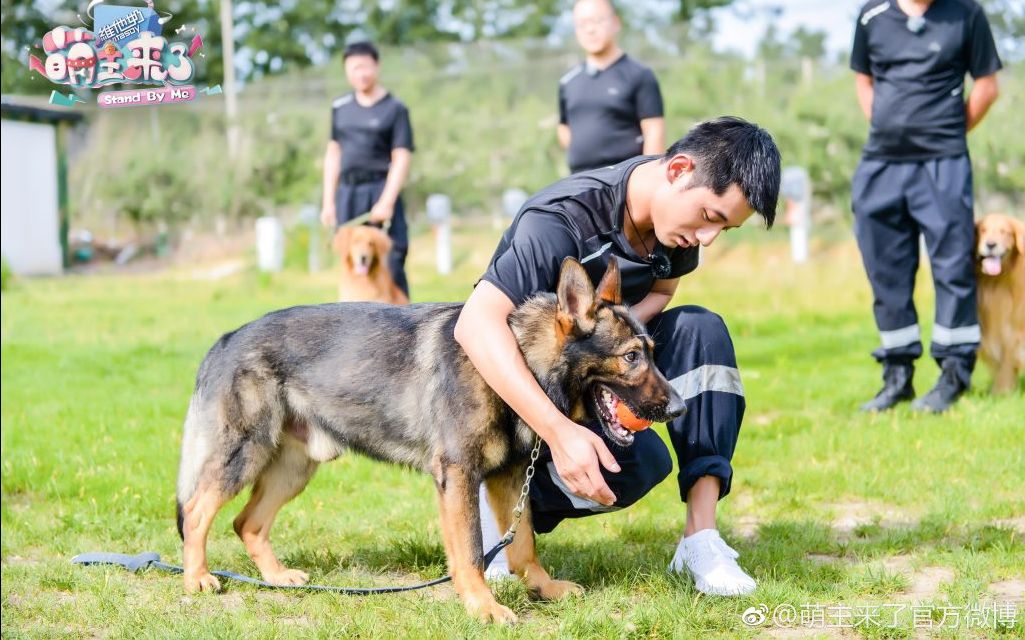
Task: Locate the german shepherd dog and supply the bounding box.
[175,258,684,623]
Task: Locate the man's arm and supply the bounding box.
[630,277,679,325]
[557,124,571,150]
[966,74,999,132]
[640,117,665,155]
[854,73,874,121]
[320,141,342,227]
[369,148,412,224]
[454,281,621,506]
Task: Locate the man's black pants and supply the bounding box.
[851,154,979,384]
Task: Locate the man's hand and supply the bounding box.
[369,199,394,224]
[320,202,336,228]
[854,73,874,121]
[547,419,620,506]
[966,73,999,132]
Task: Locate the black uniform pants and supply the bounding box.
[852,154,978,384]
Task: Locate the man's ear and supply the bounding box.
[556,257,596,336]
[665,153,695,184]
[595,258,622,306]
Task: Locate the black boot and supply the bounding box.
[860,362,915,412]
[911,359,969,413]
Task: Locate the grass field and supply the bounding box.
[2,223,1023,639]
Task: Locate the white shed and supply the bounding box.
[1,101,83,275]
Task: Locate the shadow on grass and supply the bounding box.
[273,517,1021,595]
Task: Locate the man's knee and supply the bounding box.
[610,430,672,508]
[658,305,728,337]
[653,305,734,363]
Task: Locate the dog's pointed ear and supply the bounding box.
[595,258,622,306]
[332,226,352,260]
[556,257,596,335]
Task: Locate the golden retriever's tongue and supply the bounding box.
[354,263,370,276]
[982,256,1002,276]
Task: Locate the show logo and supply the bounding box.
[27,0,221,108]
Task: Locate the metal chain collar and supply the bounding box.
[500,434,542,544]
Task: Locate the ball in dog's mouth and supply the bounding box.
[592,385,651,447]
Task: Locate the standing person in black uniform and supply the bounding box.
[320,41,415,297]
[557,0,665,173]
[466,117,781,596]
[851,0,1001,413]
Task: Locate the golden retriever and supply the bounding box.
[975,213,1025,394]
[332,225,408,304]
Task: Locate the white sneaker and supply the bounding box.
[668,529,757,596]
[480,484,516,582]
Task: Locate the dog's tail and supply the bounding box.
[175,396,212,540]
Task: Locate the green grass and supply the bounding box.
[2,224,1023,638]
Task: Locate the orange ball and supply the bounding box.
[615,402,652,432]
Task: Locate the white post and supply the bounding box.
[255,216,284,272]
[426,194,452,276]
[781,166,812,264]
[436,222,452,276]
[502,188,527,223]
[299,204,320,273]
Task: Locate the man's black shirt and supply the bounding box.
[850,0,1002,160]
[330,92,414,174]
[558,55,664,173]
[481,156,698,307]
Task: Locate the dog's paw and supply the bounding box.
[532,578,583,601]
[468,600,518,625]
[263,568,309,586]
[183,571,222,593]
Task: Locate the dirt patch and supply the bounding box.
[1,555,40,567]
[824,500,917,539]
[723,492,761,539]
[991,517,1025,534]
[987,579,1025,604]
[900,566,955,602]
[857,555,954,602]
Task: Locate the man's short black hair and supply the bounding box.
[663,116,781,228]
[343,41,379,62]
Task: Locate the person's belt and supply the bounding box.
[340,169,389,185]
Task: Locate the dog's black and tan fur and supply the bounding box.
[175,258,683,623]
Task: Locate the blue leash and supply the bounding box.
[71,537,512,594]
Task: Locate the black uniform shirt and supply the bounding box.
[558,55,664,173]
[330,92,415,173]
[481,155,698,307]
[851,0,1002,160]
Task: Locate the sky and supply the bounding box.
[708,0,865,58]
